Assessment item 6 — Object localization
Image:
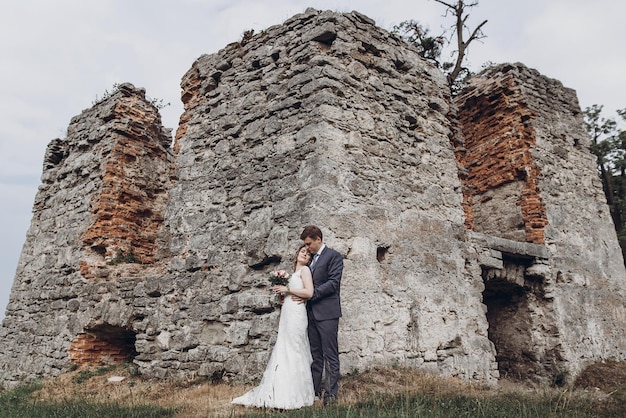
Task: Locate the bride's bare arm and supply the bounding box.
[297,267,314,299]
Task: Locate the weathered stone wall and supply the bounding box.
[150,8,493,382]
[456,64,626,381]
[501,64,626,377]
[1,10,625,389]
[0,84,172,386]
[80,90,172,266]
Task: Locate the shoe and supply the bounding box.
[323,396,337,406]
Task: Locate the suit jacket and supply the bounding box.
[308,246,343,321]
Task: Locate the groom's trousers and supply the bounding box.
[308,317,340,400]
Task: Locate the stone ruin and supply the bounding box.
[1,8,625,389]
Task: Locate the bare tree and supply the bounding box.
[436,0,487,87]
[393,1,487,92]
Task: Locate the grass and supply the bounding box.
[0,363,624,417]
[72,364,117,384]
[237,366,625,418]
[0,382,174,417]
[239,392,618,418]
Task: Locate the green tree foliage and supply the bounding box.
[392,0,487,94]
[584,105,626,262]
[93,82,170,110]
[391,20,445,65]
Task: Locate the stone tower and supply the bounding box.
[456,63,626,380]
[1,9,625,389]
[0,83,172,383]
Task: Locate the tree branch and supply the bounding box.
[467,19,488,44]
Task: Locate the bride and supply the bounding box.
[231,245,315,409]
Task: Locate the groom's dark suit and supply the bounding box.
[307,245,343,402]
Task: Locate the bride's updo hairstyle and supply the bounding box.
[292,244,311,271]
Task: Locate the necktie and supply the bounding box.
[311,253,319,268]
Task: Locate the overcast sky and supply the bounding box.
[1,0,624,320]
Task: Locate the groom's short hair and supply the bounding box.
[301,225,323,241]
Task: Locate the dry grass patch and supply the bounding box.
[26,362,626,417]
[574,360,626,392]
[573,360,626,409]
[340,366,490,402]
[33,366,254,417]
[31,365,494,416]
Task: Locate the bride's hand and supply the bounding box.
[273,285,288,295]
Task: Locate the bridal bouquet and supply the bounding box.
[268,270,291,287]
[269,270,290,304]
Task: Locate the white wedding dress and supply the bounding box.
[232,269,315,409]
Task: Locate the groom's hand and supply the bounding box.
[291,295,305,304]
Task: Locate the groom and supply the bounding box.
[300,225,343,405]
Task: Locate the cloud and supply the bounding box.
[512,0,626,113]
